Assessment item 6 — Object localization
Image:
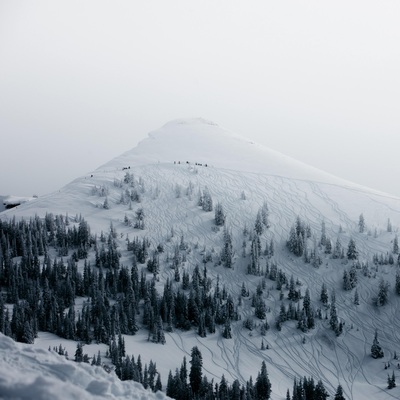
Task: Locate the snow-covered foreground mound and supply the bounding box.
[0,333,169,400]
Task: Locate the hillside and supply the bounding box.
[2,118,400,399]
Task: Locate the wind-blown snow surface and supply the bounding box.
[3,118,400,399]
[0,333,170,400]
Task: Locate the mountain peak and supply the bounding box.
[161,117,219,128]
[101,119,355,188]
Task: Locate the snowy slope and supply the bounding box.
[3,118,400,399]
[99,118,372,189]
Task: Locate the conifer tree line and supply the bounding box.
[0,212,278,347]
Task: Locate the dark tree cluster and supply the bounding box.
[343,265,357,291]
[372,252,398,266]
[215,202,226,226]
[167,347,272,400]
[371,330,384,359]
[127,236,151,264]
[104,334,162,393]
[289,376,329,400]
[198,187,213,212]
[287,217,311,257]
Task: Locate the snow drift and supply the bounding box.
[0,333,170,400]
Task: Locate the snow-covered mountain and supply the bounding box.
[2,118,400,399]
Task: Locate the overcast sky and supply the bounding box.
[1,1,399,198]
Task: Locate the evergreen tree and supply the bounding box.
[201,188,213,212]
[223,319,232,339]
[388,371,396,389]
[255,296,267,319]
[315,379,329,399]
[75,342,83,362]
[219,375,229,400]
[334,384,346,400]
[371,330,384,358]
[189,346,203,396]
[96,350,102,366]
[354,288,360,305]
[320,283,328,305]
[393,235,399,254]
[348,265,357,289]
[396,270,400,296]
[376,279,389,306]
[221,227,233,268]
[255,361,271,400]
[332,238,342,259]
[347,238,358,260]
[330,291,341,335]
[325,238,332,254]
[215,203,226,226]
[22,320,35,344]
[241,282,248,297]
[254,210,264,236]
[155,373,162,392]
[358,213,365,233]
[343,271,351,291]
[320,221,327,246]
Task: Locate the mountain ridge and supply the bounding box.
[97,118,378,194]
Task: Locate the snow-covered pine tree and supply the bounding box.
[388,371,396,389]
[325,238,332,254]
[347,238,358,260]
[320,282,328,305]
[255,361,271,400]
[394,235,399,254]
[358,213,365,233]
[254,210,264,236]
[320,220,327,246]
[371,330,384,358]
[354,288,360,305]
[330,291,340,335]
[332,238,342,259]
[221,226,233,268]
[75,342,84,362]
[396,270,400,295]
[201,187,213,212]
[214,202,226,226]
[376,279,389,306]
[189,346,203,396]
[334,384,346,400]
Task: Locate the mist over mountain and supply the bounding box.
[1,119,400,399]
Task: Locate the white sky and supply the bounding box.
[1,1,399,197]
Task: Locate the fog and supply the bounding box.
[1,1,399,196]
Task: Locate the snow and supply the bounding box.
[0,333,170,400]
[2,118,400,399]
[2,195,36,207]
[99,118,375,191]
[0,196,6,213]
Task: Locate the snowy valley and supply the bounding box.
[1,119,400,400]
